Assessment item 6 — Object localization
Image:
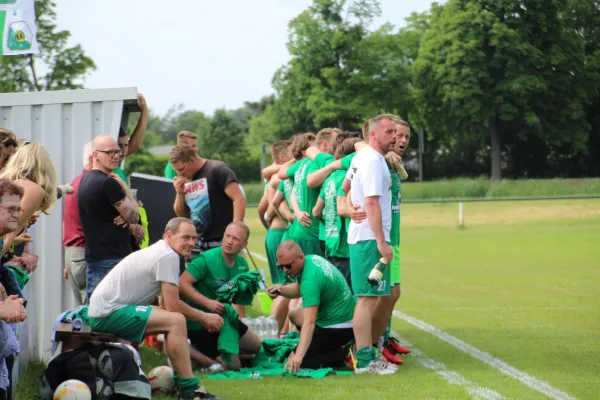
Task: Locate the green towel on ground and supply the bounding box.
[218,305,241,364]
[206,337,353,380]
[258,339,300,364]
[215,270,262,305]
[206,367,353,380]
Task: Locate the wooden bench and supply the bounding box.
[54,322,118,352]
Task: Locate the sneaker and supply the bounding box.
[387,337,411,354]
[376,354,398,371]
[355,360,397,375]
[179,386,223,400]
[382,345,404,365]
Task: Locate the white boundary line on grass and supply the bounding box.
[249,251,268,263]
[393,311,578,400]
[391,332,505,400]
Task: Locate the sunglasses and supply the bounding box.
[277,255,300,271]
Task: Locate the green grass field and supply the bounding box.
[19,199,600,400]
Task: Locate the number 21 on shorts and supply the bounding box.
[378,280,387,292]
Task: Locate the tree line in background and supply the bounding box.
[1,0,598,182]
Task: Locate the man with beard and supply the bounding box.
[345,115,397,374]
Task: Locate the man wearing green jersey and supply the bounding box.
[304,128,342,254]
[277,133,325,257]
[261,140,295,334]
[312,137,362,290]
[179,222,262,370]
[267,241,358,372]
[261,140,294,285]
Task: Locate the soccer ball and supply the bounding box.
[147,365,175,394]
[53,379,91,400]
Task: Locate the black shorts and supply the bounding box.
[188,320,249,359]
[301,325,354,369]
[328,256,352,292]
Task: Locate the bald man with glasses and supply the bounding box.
[78,135,141,304]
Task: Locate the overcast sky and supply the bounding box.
[55,0,436,116]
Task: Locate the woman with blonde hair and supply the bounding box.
[0,128,18,172]
[0,142,57,255]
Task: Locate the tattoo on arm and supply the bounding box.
[114,196,140,224]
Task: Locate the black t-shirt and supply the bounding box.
[183,160,238,245]
[78,170,133,261]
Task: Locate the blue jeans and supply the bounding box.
[85,258,122,304]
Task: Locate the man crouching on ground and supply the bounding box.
[88,217,223,400]
[267,241,356,372]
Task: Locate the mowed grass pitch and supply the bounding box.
[19,199,600,400]
[236,199,599,400]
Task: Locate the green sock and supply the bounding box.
[356,347,372,369]
[384,319,392,342]
[370,347,377,361]
[178,377,200,395]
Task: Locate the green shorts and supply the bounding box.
[390,245,401,285]
[89,305,152,343]
[295,238,325,257]
[349,240,391,296]
[265,228,288,284]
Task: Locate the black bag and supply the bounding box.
[40,342,151,400]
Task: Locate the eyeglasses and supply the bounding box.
[0,205,23,215]
[277,255,300,271]
[96,149,123,157]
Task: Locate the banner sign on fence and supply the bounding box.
[0,0,39,55]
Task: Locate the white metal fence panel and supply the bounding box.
[0,88,138,368]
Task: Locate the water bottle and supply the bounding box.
[244,317,255,334]
[367,257,389,285]
[255,316,266,339]
[266,316,278,339]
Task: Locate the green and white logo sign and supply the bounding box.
[0,0,38,55]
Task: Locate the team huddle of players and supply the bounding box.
[258,114,412,374]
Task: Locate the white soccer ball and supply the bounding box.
[147,365,175,394]
[53,379,91,400]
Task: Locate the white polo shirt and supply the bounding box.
[346,146,392,244]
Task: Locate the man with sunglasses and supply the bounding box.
[78,136,140,303]
[266,241,358,372]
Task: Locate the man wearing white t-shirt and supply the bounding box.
[88,217,223,400]
[345,115,397,374]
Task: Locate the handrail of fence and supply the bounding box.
[247,194,600,208]
[246,195,600,228]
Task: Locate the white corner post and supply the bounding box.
[458,201,464,228]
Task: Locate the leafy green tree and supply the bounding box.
[271,0,387,133]
[414,0,589,180]
[0,0,95,92]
